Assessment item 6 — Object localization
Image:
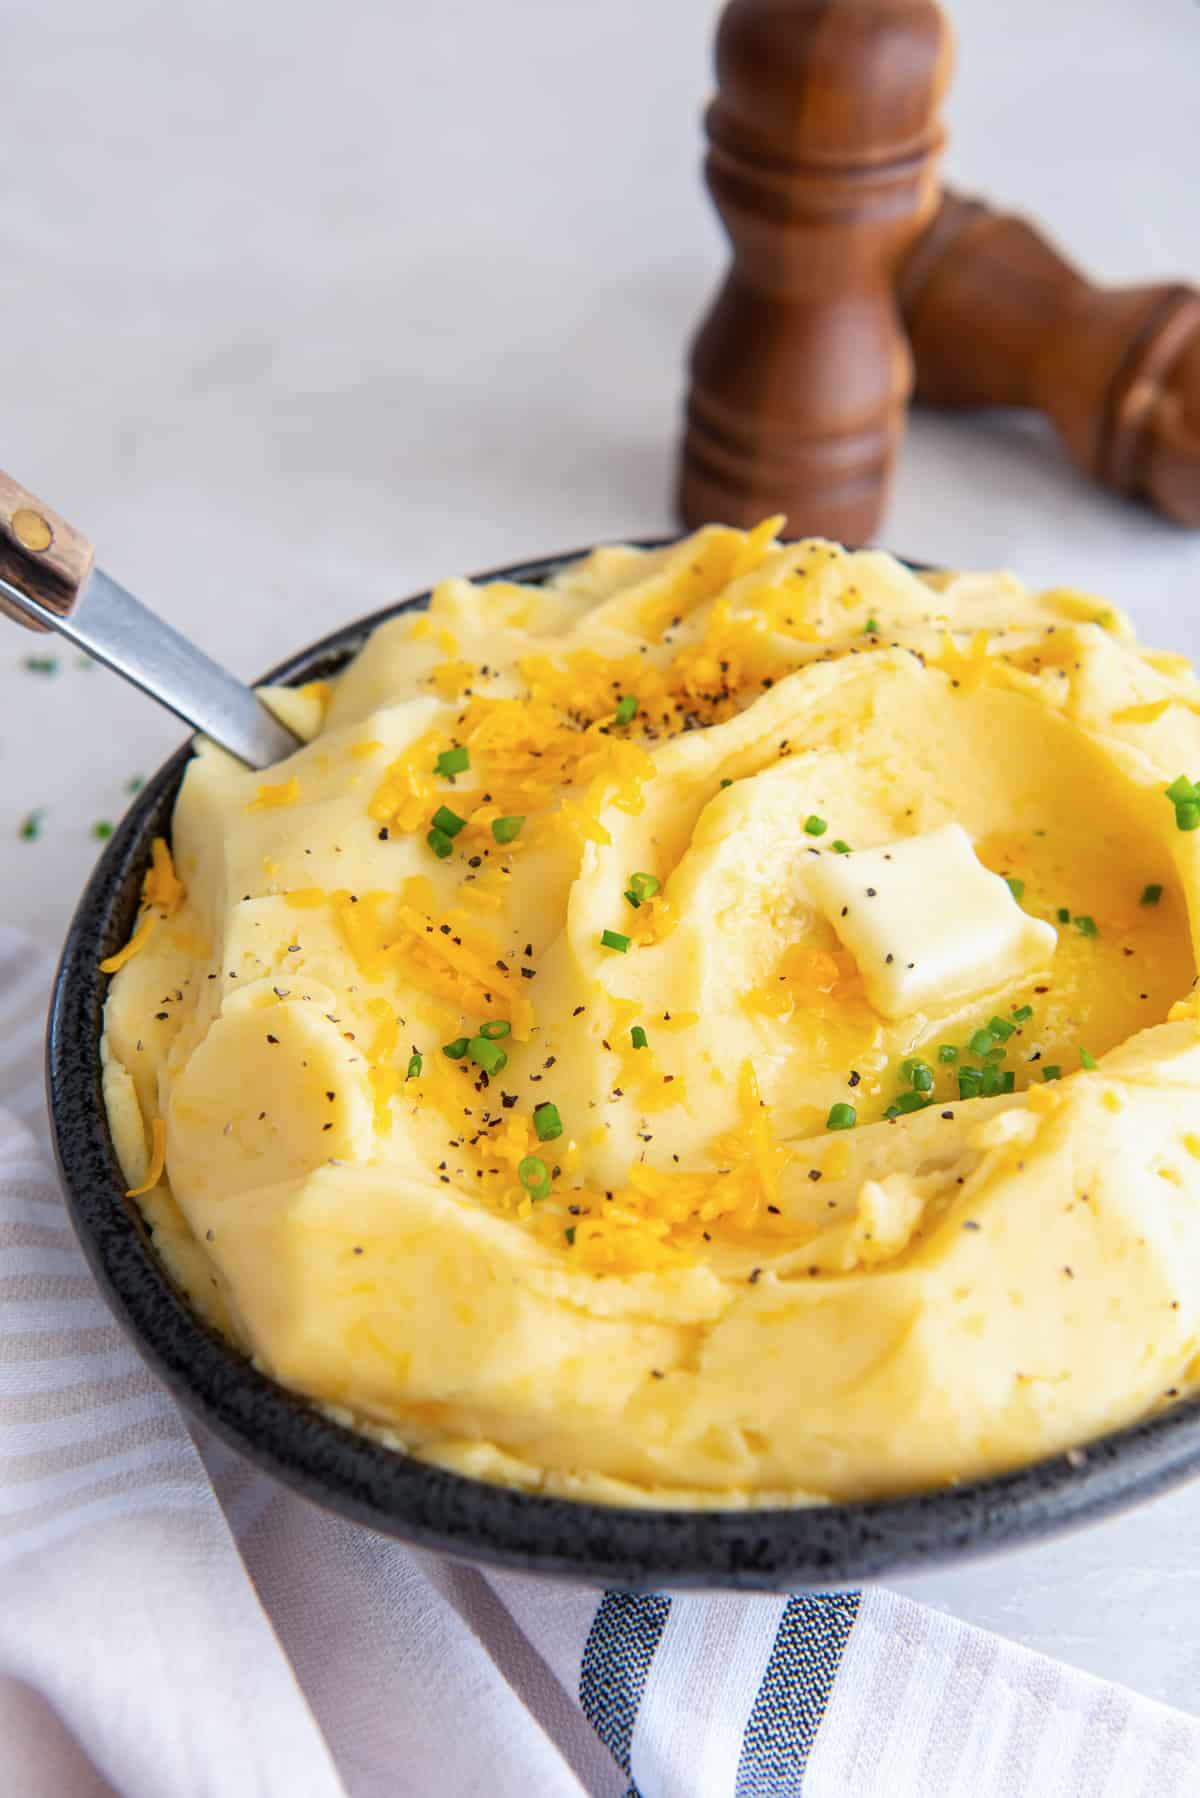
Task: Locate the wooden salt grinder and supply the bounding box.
[678,0,953,546]
[900,192,1200,526]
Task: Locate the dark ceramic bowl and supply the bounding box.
[48,543,1200,1590]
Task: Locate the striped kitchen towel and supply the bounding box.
[2,924,1198,1798]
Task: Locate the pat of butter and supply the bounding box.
[808,823,1056,1020]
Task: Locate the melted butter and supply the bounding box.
[887,834,1196,1111]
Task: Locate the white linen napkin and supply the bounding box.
[2,924,1198,1798]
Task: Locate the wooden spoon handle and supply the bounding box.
[0,471,95,631]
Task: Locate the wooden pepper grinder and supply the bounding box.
[678,0,953,546]
[900,192,1200,526]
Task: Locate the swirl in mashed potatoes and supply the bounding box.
[101,523,1200,1506]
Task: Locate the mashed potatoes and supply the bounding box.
[101,524,1200,1506]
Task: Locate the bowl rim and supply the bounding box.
[46,538,1200,1590]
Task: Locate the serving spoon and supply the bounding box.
[0,469,299,769]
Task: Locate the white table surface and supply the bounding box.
[4,0,1200,1713]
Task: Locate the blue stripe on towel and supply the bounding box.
[734,1592,862,1796]
[579,1591,672,1795]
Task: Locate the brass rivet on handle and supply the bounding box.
[11,508,54,553]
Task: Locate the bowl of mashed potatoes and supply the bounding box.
[48,523,1200,1586]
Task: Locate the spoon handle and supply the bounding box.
[0,470,299,770]
[0,471,94,625]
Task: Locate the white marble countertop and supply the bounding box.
[4,0,1200,1711]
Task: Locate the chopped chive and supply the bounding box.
[1057,907,1070,923]
[999,1070,1015,1093]
[564,1226,576,1246]
[92,820,114,840]
[1011,1004,1033,1023]
[533,1101,563,1141]
[900,1057,933,1091]
[896,1089,931,1113]
[864,617,879,633]
[1171,779,1200,830]
[937,1044,958,1064]
[601,929,630,953]
[720,778,733,789]
[406,1053,423,1079]
[804,814,827,837]
[623,888,641,909]
[431,804,466,837]
[1042,1065,1062,1082]
[1140,883,1163,907]
[630,1025,648,1050]
[435,745,469,777]
[469,1035,508,1075]
[883,1104,901,1119]
[1079,1048,1097,1070]
[826,1102,856,1130]
[22,655,58,675]
[1073,915,1099,938]
[987,1015,1016,1041]
[981,1064,1003,1096]
[479,1019,511,1040]
[628,872,660,903]
[491,815,525,844]
[1006,876,1025,901]
[518,1154,551,1199]
[442,1036,470,1060]
[18,810,44,841]
[831,839,852,854]
[958,1067,983,1099]
[984,1046,1007,1063]
[614,695,637,725]
[426,827,454,859]
[968,1027,995,1056]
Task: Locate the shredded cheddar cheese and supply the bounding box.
[730,513,786,578]
[743,942,864,1020]
[248,776,301,811]
[126,1117,167,1197]
[534,1061,795,1274]
[933,630,994,691]
[369,731,441,833]
[636,529,745,641]
[285,887,328,909]
[99,912,157,974]
[430,659,475,698]
[142,837,185,916]
[324,886,536,1039]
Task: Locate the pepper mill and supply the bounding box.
[678,0,953,546]
[900,191,1200,526]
